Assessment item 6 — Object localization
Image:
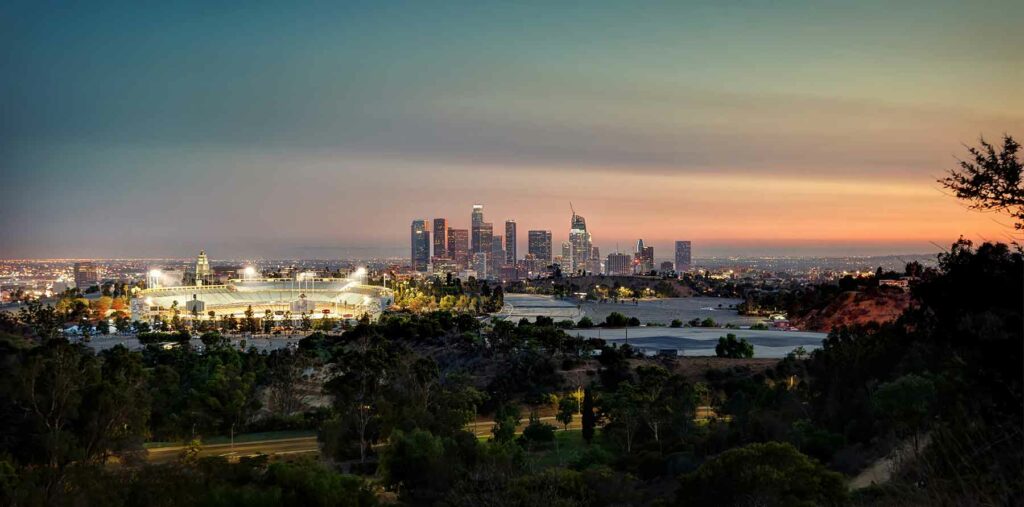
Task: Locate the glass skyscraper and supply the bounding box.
[410,219,430,272]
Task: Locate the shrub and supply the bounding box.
[676,442,847,507]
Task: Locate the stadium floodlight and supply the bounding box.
[353,267,367,284]
[244,266,256,279]
[147,269,163,289]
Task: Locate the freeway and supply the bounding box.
[146,436,320,464]
[143,415,584,463]
[141,406,730,463]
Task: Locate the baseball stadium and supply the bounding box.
[131,273,394,324]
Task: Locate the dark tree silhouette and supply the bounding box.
[941,135,1022,230]
[581,387,595,444]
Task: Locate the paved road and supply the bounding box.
[83,334,304,353]
[147,436,320,464]
[144,416,585,463]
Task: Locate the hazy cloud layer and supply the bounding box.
[2,0,1021,257]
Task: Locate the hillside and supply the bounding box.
[791,289,913,332]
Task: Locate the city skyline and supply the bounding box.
[3,1,1022,259]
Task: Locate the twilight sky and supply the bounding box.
[2,1,1022,259]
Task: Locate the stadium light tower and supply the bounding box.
[353,267,367,284]
[244,266,256,281]
[147,269,163,289]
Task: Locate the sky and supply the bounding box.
[2,0,1022,259]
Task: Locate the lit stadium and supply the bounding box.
[131,267,394,324]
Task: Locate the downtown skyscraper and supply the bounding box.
[470,204,484,253]
[448,229,469,266]
[410,219,430,272]
[635,238,654,273]
[432,218,448,259]
[504,220,517,266]
[528,230,552,263]
[568,207,592,274]
[675,240,692,272]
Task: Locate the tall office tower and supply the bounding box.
[432,218,448,259]
[528,230,552,263]
[471,204,484,253]
[560,241,572,267]
[448,228,469,266]
[479,222,493,259]
[410,220,431,272]
[674,241,692,272]
[569,208,592,274]
[504,220,517,266]
[634,238,645,273]
[194,250,211,286]
[634,239,654,273]
[606,253,633,276]
[472,252,488,279]
[73,262,99,290]
[490,235,505,274]
[588,246,602,275]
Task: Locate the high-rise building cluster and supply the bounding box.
[410,204,693,280]
[412,204,540,280]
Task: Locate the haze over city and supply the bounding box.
[3,1,1022,259]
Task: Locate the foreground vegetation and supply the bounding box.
[0,236,1020,506]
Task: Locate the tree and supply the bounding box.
[872,374,936,452]
[379,429,450,504]
[268,351,309,416]
[576,316,594,329]
[941,135,1023,230]
[715,333,754,358]
[263,309,274,333]
[200,331,228,350]
[520,412,556,448]
[491,403,521,444]
[322,339,395,463]
[243,306,258,334]
[557,396,578,431]
[5,341,149,501]
[581,387,596,444]
[604,312,629,327]
[676,442,846,507]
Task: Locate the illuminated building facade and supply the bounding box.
[504,220,517,266]
[675,240,692,272]
[411,219,430,272]
[448,228,469,267]
[568,210,592,274]
[432,218,448,259]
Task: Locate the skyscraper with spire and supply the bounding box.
[635,239,654,273]
[569,205,592,274]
